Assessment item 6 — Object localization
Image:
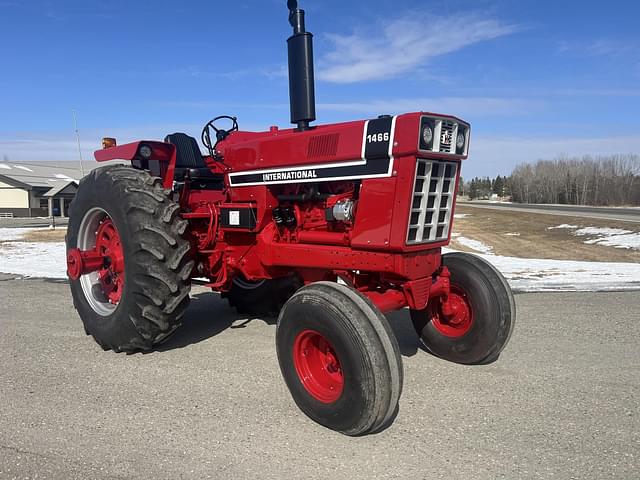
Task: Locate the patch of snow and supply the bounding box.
[0,241,67,278]
[574,227,632,236]
[504,232,521,237]
[443,248,640,292]
[483,255,640,292]
[454,213,471,219]
[546,224,640,250]
[51,173,79,183]
[573,227,639,250]
[12,165,34,172]
[582,233,640,249]
[455,236,493,254]
[548,224,578,230]
[0,163,11,170]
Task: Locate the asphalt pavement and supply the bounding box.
[1,278,638,479]
[463,201,640,223]
[0,217,68,229]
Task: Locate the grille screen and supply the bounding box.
[439,121,455,153]
[407,159,458,245]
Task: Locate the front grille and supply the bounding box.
[419,116,469,156]
[406,159,458,245]
[439,121,455,153]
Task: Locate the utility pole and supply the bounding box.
[73,110,85,177]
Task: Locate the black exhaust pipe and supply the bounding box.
[287,1,316,131]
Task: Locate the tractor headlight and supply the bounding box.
[139,144,153,159]
[455,127,467,155]
[420,118,436,150]
[422,125,434,146]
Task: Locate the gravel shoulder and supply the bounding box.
[1,279,638,479]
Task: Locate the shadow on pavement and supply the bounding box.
[385,309,420,357]
[155,291,276,352]
[157,289,422,358]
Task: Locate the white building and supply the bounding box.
[0,161,91,217]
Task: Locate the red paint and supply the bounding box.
[66,248,104,280]
[95,141,174,163]
[67,218,125,305]
[89,111,470,314]
[293,330,344,403]
[430,285,474,338]
[297,230,349,246]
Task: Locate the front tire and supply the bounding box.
[276,282,403,436]
[411,252,515,365]
[66,166,193,352]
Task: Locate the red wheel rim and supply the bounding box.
[293,330,344,403]
[430,285,473,338]
[94,218,125,305]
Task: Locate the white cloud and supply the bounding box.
[0,121,269,162]
[464,134,640,178]
[0,125,198,162]
[558,38,636,58]
[319,97,541,118]
[318,13,520,83]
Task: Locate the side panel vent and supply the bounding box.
[307,133,339,158]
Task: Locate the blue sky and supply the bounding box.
[0,0,639,178]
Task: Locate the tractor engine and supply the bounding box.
[181,112,469,314]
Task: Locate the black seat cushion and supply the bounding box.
[165,133,224,189]
[164,133,206,168]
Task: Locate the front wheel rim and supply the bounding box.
[430,285,474,338]
[77,208,125,316]
[293,330,344,403]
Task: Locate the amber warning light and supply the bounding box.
[102,137,117,149]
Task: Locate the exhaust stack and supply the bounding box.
[287,0,316,131]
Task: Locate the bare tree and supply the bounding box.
[508,154,640,206]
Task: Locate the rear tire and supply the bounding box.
[66,165,193,352]
[276,282,403,436]
[223,275,301,317]
[411,252,515,365]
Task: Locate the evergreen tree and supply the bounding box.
[493,175,504,196]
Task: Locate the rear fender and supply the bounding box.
[94,141,175,162]
[94,141,177,188]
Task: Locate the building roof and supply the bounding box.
[0,160,114,190]
[43,180,78,197]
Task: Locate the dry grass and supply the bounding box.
[450,204,640,262]
[19,228,67,243]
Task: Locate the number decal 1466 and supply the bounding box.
[367,132,390,143]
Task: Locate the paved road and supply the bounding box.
[0,217,68,229]
[1,278,638,479]
[463,201,640,223]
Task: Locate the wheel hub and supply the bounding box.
[293,330,344,403]
[430,285,473,338]
[94,219,125,304]
[70,209,126,314]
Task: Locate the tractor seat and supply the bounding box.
[164,133,223,188]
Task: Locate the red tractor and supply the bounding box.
[66,1,515,436]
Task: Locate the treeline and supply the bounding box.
[461,154,640,206]
[460,176,508,199]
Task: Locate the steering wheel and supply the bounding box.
[201,115,239,157]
